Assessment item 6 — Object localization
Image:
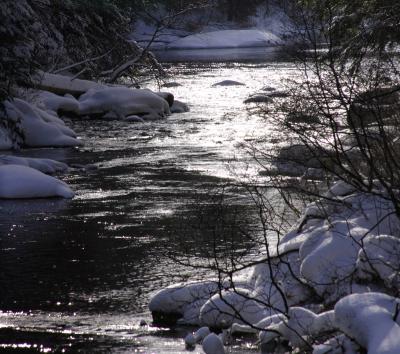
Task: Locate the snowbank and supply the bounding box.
[167,30,281,49]
[0,155,68,174]
[4,98,81,148]
[0,165,74,199]
[34,71,105,96]
[149,179,400,353]
[335,293,400,354]
[78,87,171,121]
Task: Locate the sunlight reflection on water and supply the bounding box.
[0,54,298,353]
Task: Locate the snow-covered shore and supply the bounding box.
[0,74,185,199]
[149,179,400,353]
[132,3,293,50]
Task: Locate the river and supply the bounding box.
[0,48,297,353]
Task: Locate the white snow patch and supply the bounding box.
[0,155,68,174]
[4,98,81,148]
[334,293,400,354]
[78,87,170,121]
[167,29,281,49]
[0,165,74,199]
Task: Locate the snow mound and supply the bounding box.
[0,164,74,199]
[357,234,400,288]
[40,91,80,115]
[199,288,270,328]
[259,308,335,350]
[0,155,68,174]
[167,29,281,49]
[334,293,400,354]
[149,281,219,325]
[78,87,171,120]
[4,98,81,148]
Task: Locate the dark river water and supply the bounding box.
[0,49,297,353]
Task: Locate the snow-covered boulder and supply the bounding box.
[34,71,106,96]
[4,98,81,148]
[334,293,400,354]
[299,220,368,301]
[212,80,245,87]
[357,234,400,288]
[40,91,80,115]
[199,288,272,328]
[0,127,14,150]
[78,87,171,120]
[0,165,74,199]
[0,155,68,174]
[171,100,189,113]
[259,308,335,350]
[167,29,281,49]
[149,281,219,325]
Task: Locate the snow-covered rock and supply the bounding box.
[357,234,400,288]
[4,98,81,148]
[334,293,400,354]
[0,164,74,199]
[40,91,80,115]
[149,281,219,325]
[171,100,189,113]
[34,71,106,96]
[212,80,245,87]
[259,308,335,350]
[167,29,281,49]
[78,87,170,120]
[202,333,225,354]
[0,155,68,174]
[0,127,14,150]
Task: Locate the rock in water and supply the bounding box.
[212,80,245,87]
[202,333,225,354]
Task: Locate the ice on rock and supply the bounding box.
[78,87,171,120]
[334,293,400,354]
[0,165,74,199]
[0,155,68,174]
[4,98,81,148]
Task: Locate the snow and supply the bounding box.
[0,155,68,174]
[334,293,400,354]
[202,333,225,354]
[78,87,171,121]
[149,281,219,325]
[40,91,80,115]
[149,175,400,353]
[167,29,281,49]
[185,326,210,348]
[357,235,400,288]
[199,288,271,328]
[34,71,105,96]
[4,98,82,148]
[259,308,335,349]
[212,80,245,87]
[0,127,13,150]
[0,165,74,199]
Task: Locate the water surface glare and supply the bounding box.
[0,58,297,352]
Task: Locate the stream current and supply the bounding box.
[0,48,297,353]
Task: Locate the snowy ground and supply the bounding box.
[132,4,294,50]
